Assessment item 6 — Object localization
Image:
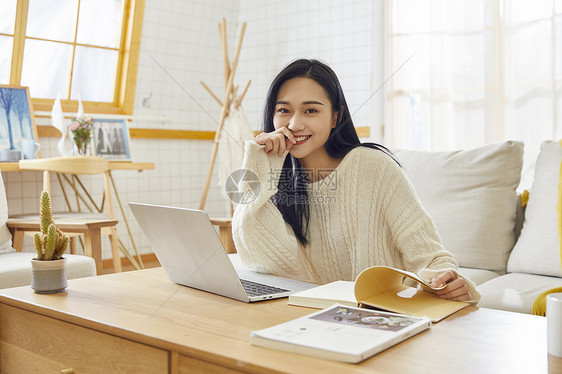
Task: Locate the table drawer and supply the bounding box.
[177,353,244,374]
[0,304,169,374]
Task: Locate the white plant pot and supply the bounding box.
[31,258,68,294]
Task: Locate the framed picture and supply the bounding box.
[92,119,131,160]
[0,85,39,153]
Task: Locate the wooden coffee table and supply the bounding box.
[0,267,560,373]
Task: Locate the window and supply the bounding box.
[385,0,562,152]
[0,2,17,85]
[0,0,144,114]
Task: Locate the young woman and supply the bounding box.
[232,59,479,303]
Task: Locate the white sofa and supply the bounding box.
[0,251,97,289]
[395,140,562,314]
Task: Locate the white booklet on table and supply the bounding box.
[288,280,357,308]
[250,304,431,364]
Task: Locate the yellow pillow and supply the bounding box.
[520,190,529,208]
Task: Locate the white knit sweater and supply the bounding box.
[232,140,480,303]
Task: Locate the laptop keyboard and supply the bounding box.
[240,279,290,297]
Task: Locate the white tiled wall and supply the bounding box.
[237,0,384,137]
[2,0,384,262]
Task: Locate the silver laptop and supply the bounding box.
[129,202,309,302]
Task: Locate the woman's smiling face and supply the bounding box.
[273,77,337,163]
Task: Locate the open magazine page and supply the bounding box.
[354,266,468,322]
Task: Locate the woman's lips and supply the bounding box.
[294,135,311,145]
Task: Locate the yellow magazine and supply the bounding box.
[289,266,469,322]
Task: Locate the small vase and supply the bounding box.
[31,258,68,294]
[73,136,91,156]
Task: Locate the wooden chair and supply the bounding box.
[7,216,118,275]
[0,170,97,287]
[9,156,123,273]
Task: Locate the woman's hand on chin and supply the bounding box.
[254,128,296,157]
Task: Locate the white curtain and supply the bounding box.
[385,0,562,188]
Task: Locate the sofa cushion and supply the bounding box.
[477,273,562,314]
[458,267,501,286]
[394,141,523,272]
[507,140,562,277]
[0,251,96,289]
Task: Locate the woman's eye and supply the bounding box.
[305,108,317,114]
[277,108,289,114]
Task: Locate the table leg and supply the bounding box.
[108,171,144,269]
[11,230,24,252]
[84,228,103,275]
[219,226,236,254]
[70,237,77,254]
[109,227,122,273]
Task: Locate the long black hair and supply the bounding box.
[263,59,396,246]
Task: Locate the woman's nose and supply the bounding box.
[288,115,305,131]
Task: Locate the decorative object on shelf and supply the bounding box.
[51,95,73,157]
[21,138,41,159]
[92,118,131,160]
[0,85,39,161]
[0,150,21,162]
[31,191,70,294]
[69,115,93,156]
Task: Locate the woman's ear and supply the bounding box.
[332,105,345,128]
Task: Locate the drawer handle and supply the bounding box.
[61,370,74,374]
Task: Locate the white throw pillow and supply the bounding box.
[394,141,523,272]
[507,140,562,277]
[0,172,13,251]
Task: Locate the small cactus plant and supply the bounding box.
[34,191,69,261]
